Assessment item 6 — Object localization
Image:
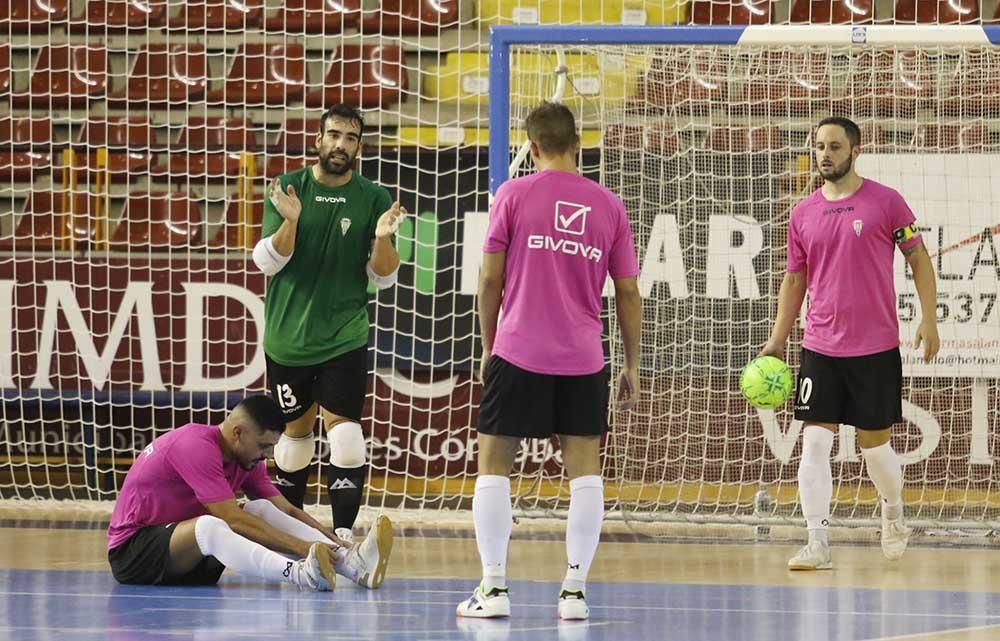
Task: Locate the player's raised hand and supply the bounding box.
[616,366,639,411]
[914,318,940,363]
[376,201,407,239]
[269,178,302,223]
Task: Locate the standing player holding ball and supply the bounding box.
[252,104,404,548]
[760,116,940,571]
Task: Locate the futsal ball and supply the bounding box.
[740,355,794,409]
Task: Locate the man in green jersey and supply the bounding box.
[252,104,404,541]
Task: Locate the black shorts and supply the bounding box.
[794,347,903,430]
[265,346,368,422]
[108,523,226,586]
[477,356,610,439]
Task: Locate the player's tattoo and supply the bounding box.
[901,241,927,257]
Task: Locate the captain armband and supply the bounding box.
[892,223,920,245]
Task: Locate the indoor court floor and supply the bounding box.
[1,511,998,641]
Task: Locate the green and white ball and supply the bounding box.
[740,355,794,409]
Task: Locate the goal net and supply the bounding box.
[1,13,998,533]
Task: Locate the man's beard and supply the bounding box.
[319,148,355,176]
[819,155,853,182]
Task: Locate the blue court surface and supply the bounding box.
[2,569,1000,641]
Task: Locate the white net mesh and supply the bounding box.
[1,7,998,532]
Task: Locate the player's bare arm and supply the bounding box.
[368,201,406,277]
[612,276,641,411]
[264,494,351,548]
[477,251,506,382]
[269,178,302,256]
[903,240,940,363]
[204,498,332,560]
[761,269,808,359]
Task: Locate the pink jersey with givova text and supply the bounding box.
[483,169,640,375]
[788,178,922,358]
[107,423,279,550]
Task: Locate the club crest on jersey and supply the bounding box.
[853,219,863,236]
[341,218,351,235]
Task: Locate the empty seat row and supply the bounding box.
[1,0,459,34]
[2,191,264,251]
[2,44,407,109]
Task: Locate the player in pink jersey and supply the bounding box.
[107,395,393,591]
[760,117,940,571]
[456,103,642,621]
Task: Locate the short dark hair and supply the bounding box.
[319,104,365,138]
[525,102,579,156]
[235,395,286,435]
[816,116,861,147]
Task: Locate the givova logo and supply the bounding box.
[316,196,347,203]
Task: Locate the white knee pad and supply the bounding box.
[242,498,279,519]
[194,515,231,556]
[274,433,315,472]
[327,421,366,468]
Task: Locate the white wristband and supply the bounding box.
[366,263,399,289]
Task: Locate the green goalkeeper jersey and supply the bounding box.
[261,166,393,366]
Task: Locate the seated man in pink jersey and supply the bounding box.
[457,102,642,621]
[761,116,940,571]
[107,395,393,591]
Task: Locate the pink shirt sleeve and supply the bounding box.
[608,196,640,279]
[483,186,513,253]
[787,211,806,273]
[167,439,236,505]
[886,189,922,252]
[242,463,281,499]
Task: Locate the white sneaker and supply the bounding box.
[881,507,912,561]
[335,527,355,546]
[290,542,335,591]
[787,540,832,570]
[335,515,393,589]
[456,583,511,618]
[557,589,590,620]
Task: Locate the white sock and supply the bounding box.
[798,425,835,545]
[243,499,337,546]
[563,475,604,593]
[194,515,300,584]
[473,475,512,590]
[862,441,904,521]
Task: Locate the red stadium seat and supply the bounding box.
[264,0,360,34]
[789,0,873,22]
[107,44,208,106]
[848,50,939,118]
[894,0,979,23]
[910,123,991,152]
[360,0,459,34]
[705,126,782,152]
[0,191,100,250]
[304,45,408,108]
[71,0,167,32]
[943,50,1000,116]
[743,51,832,116]
[168,0,264,30]
[638,53,729,114]
[154,117,259,182]
[1,0,70,33]
[209,194,264,249]
[0,117,55,182]
[265,154,311,178]
[110,192,204,251]
[993,2,1000,21]
[691,0,771,24]
[271,119,321,154]
[603,125,680,152]
[206,44,307,106]
[74,117,159,181]
[10,45,107,108]
[0,44,11,95]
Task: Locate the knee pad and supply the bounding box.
[327,421,366,468]
[274,433,315,472]
[194,515,230,555]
